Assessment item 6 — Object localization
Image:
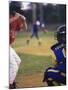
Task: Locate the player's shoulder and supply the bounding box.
[51,42,64,50]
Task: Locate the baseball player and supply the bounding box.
[43,25,66,86]
[27,20,41,45]
[9,11,27,89]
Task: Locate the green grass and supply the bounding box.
[17,53,54,76]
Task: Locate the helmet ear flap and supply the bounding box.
[56,25,66,43]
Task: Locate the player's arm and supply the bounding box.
[20,18,27,31]
[16,12,27,31]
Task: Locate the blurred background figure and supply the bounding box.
[26,20,42,45]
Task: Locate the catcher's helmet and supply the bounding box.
[56,25,66,44]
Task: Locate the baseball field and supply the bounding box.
[12,30,57,88]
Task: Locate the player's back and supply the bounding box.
[10,16,22,44]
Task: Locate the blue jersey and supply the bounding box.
[51,42,66,63]
[43,42,66,85]
[32,24,38,33]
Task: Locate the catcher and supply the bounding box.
[43,25,66,86]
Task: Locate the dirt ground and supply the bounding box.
[16,73,47,88]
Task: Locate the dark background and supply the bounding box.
[9,1,66,31]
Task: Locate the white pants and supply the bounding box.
[9,47,21,84]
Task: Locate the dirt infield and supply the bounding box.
[15,41,55,57]
[16,73,47,88]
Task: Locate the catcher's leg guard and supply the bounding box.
[43,67,54,86]
[43,67,66,86]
